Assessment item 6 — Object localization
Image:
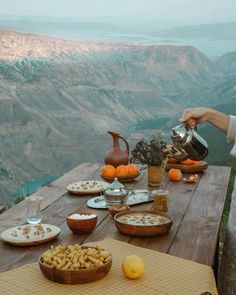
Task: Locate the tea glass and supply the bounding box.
[26,195,43,224]
[152,189,169,212]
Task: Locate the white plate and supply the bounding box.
[1,224,61,246]
[67,180,109,195]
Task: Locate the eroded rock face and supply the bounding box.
[0,30,235,203]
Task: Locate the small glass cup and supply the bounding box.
[152,189,169,212]
[26,195,43,224]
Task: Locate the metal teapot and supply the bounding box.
[103,178,127,204]
[171,124,208,161]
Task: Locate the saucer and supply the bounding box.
[87,190,153,209]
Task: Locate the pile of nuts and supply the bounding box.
[41,244,111,270]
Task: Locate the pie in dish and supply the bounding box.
[66,180,109,195]
[116,212,170,226]
[114,210,173,236]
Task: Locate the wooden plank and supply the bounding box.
[166,161,208,173]
[0,164,230,273]
[84,170,169,244]
[0,167,202,271]
[218,176,236,295]
[169,166,231,265]
[0,163,99,235]
[0,168,148,272]
[0,194,98,272]
[0,166,112,272]
[129,172,200,252]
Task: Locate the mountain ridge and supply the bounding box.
[0,30,236,204]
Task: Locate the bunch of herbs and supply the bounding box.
[131,132,187,166]
[131,132,169,166]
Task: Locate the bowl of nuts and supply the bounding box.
[66,211,98,234]
[108,204,130,217]
[39,244,112,284]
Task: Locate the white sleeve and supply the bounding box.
[227,115,236,157]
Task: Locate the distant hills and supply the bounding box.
[0,30,236,204]
[1,15,236,40]
[1,16,236,57]
[154,22,236,40]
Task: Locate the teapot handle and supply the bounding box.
[118,135,130,156]
[183,123,197,132]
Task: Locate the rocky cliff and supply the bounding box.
[0,30,235,204]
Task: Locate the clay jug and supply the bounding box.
[104,131,129,167]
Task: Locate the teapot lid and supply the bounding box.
[105,178,126,196]
[171,124,187,140]
[171,124,192,146]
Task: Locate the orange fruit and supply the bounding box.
[101,164,116,178]
[116,165,128,177]
[168,168,182,182]
[127,164,139,175]
[183,174,199,183]
[180,159,194,165]
[192,160,203,165]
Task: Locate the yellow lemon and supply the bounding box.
[121,255,145,279]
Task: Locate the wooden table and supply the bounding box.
[0,163,231,274]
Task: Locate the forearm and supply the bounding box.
[205,109,230,133]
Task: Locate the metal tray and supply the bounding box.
[87,190,153,209]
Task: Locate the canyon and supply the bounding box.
[0,30,236,204]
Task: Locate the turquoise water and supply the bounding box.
[12,175,59,204]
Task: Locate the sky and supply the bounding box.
[0,0,236,23]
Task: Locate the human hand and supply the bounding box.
[179,107,209,128]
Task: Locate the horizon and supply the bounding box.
[1,14,236,26]
[0,0,236,24]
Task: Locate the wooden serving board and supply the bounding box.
[165,161,208,173]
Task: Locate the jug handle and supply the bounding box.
[118,135,130,156]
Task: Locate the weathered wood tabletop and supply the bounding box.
[0,163,231,273]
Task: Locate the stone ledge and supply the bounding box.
[0,206,6,215]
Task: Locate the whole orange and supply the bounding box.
[192,160,203,165]
[168,168,182,182]
[101,164,116,179]
[127,164,139,175]
[180,159,194,165]
[116,165,128,177]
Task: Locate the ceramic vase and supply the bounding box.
[104,131,129,167]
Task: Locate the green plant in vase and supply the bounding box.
[130,131,187,187]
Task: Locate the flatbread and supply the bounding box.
[66,180,109,195]
[1,223,61,246]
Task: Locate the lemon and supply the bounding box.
[122,255,145,279]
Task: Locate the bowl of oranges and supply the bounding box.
[100,164,140,182]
